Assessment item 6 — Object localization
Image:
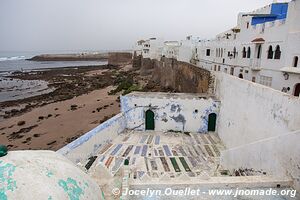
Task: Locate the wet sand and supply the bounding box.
[0,86,120,151]
[0,62,164,151]
[0,64,136,151]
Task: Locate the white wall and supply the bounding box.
[215,73,300,149]
[221,130,300,191]
[194,1,300,95]
[58,113,126,164]
[121,92,220,133]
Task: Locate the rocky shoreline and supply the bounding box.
[0,61,163,151]
[28,53,109,61]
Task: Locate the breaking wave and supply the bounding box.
[0,56,26,62]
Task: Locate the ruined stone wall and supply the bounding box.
[132,55,142,69]
[140,57,211,93]
[108,52,132,66]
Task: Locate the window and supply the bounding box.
[274,45,281,59]
[233,47,237,58]
[230,67,234,75]
[252,77,256,82]
[214,65,217,71]
[259,75,272,87]
[246,22,249,29]
[242,47,246,58]
[206,49,211,56]
[218,66,221,71]
[257,45,262,59]
[247,47,251,58]
[267,46,273,59]
[293,56,298,67]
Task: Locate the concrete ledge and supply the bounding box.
[130,176,293,188]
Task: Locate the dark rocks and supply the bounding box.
[47,141,57,145]
[7,125,38,140]
[17,121,26,126]
[70,104,78,111]
[33,133,41,138]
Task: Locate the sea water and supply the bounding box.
[0,51,108,102]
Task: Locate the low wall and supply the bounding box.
[120,92,219,133]
[108,52,132,66]
[57,113,126,164]
[215,73,300,148]
[221,130,300,191]
[140,57,212,93]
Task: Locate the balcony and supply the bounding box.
[250,59,261,70]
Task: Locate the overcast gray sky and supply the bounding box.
[0,0,273,52]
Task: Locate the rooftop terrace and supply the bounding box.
[84,130,295,199]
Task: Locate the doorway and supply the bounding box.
[294,83,300,97]
[145,110,155,130]
[208,113,217,132]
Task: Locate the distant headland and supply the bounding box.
[27,53,109,61]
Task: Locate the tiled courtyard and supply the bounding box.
[93,130,228,181]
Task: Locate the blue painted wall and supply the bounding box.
[251,3,288,26]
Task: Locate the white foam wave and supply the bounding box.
[0,56,26,62]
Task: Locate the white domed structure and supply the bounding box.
[0,150,104,200]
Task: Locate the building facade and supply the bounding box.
[133,0,300,96]
[195,1,300,96]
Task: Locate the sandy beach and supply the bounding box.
[0,62,153,151]
[0,86,119,150]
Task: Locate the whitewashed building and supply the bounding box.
[134,1,300,96]
[133,37,164,60]
[195,0,300,96]
[134,36,200,63]
[178,36,201,63]
[161,41,181,59]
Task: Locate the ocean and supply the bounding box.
[0,51,108,103]
[0,51,108,72]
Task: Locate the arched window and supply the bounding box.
[293,56,298,67]
[274,45,281,59]
[238,73,243,79]
[257,45,262,59]
[216,48,218,57]
[233,47,237,58]
[247,47,251,58]
[294,83,300,97]
[267,46,273,59]
[242,47,246,58]
[221,48,223,57]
